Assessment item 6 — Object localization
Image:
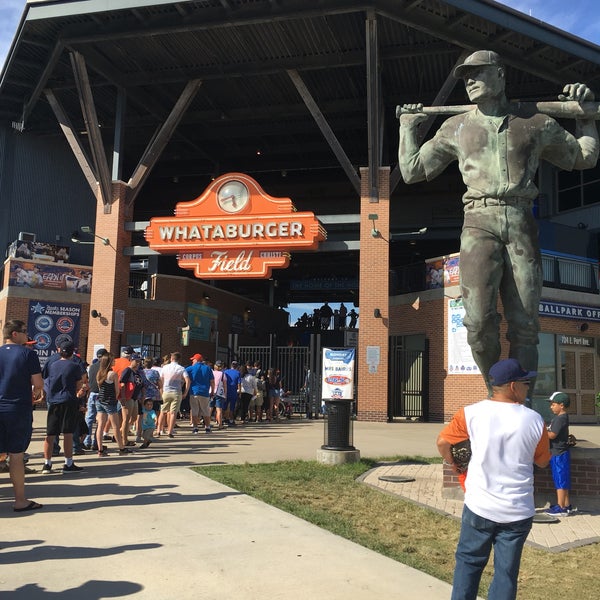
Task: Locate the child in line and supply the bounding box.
[140,399,157,449]
[545,392,576,516]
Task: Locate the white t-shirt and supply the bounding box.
[463,400,547,523]
[161,362,187,393]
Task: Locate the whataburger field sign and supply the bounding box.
[145,173,327,279]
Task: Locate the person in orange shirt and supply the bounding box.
[437,358,550,600]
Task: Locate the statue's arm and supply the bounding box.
[397,105,429,184]
[398,104,456,184]
[564,83,599,169]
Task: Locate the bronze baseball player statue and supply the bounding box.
[398,50,599,391]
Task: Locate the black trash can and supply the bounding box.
[322,399,354,450]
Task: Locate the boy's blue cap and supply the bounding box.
[488,358,536,387]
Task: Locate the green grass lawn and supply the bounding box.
[194,458,600,600]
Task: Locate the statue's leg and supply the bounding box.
[459,212,505,390]
[500,207,542,395]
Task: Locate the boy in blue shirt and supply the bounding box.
[140,399,157,448]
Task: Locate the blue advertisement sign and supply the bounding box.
[28,300,82,366]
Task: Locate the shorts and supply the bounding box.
[214,395,225,409]
[96,400,119,415]
[142,429,154,442]
[161,391,182,414]
[190,394,211,418]
[223,395,237,412]
[249,393,263,409]
[0,410,33,454]
[47,400,80,435]
[120,398,135,413]
[550,451,571,490]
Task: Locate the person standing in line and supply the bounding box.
[545,391,575,516]
[95,353,130,456]
[436,358,550,600]
[83,347,108,450]
[223,360,241,426]
[0,320,44,511]
[186,353,215,434]
[157,352,190,438]
[42,340,85,474]
[211,360,227,430]
[143,356,163,417]
[239,364,258,423]
[118,354,145,447]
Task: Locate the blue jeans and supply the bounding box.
[84,393,99,448]
[451,505,532,600]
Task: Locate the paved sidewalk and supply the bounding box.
[2,413,599,597]
[1,414,451,599]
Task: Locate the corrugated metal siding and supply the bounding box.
[1,127,97,265]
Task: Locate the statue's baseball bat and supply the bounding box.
[396,100,600,120]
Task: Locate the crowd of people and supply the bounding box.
[0,323,308,511]
[294,302,358,330]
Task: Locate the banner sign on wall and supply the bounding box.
[10,260,92,293]
[28,301,82,367]
[539,300,600,322]
[321,348,355,400]
[187,302,218,341]
[447,298,479,375]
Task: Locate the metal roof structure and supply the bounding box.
[1,0,599,301]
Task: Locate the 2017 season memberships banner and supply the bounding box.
[28,300,82,367]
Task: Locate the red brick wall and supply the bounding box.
[357,168,390,422]
[391,290,600,422]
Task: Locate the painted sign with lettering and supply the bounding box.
[145,173,326,279]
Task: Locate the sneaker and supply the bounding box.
[565,505,577,515]
[41,464,53,474]
[62,463,84,474]
[98,447,109,457]
[103,434,113,441]
[205,427,211,433]
[545,505,568,516]
[192,428,199,434]
[119,448,134,455]
[73,448,86,456]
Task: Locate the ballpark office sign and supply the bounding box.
[145,173,327,279]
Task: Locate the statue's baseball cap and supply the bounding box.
[548,391,570,407]
[454,50,503,79]
[488,358,536,387]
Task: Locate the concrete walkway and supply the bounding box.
[1,414,599,597]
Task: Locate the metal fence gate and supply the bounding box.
[237,335,324,416]
[389,336,429,420]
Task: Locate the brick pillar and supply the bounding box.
[86,182,133,360]
[357,167,390,422]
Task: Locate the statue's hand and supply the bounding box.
[559,83,595,103]
[398,103,428,126]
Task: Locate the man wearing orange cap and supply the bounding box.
[185,354,214,434]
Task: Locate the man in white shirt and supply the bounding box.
[157,352,190,438]
[437,358,551,600]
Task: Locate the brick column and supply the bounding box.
[357,167,390,422]
[86,182,133,360]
